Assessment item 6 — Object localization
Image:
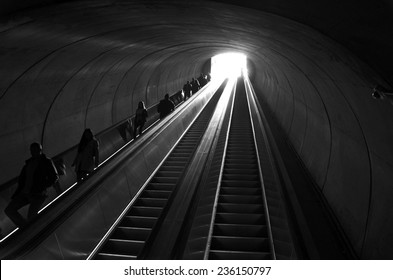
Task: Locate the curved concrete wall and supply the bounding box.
[0,0,392,258]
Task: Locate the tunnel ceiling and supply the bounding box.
[1,0,392,82]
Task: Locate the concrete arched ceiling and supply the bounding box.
[0,0,393,259]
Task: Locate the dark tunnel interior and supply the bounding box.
[0,0,393,259]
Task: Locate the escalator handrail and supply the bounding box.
[243,75,277,259]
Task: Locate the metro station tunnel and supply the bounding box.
[0,0,392,260]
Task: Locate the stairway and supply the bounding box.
[208,79,274,260]
[92,91,222,260]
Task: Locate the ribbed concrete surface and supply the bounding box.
[0,0,392,259]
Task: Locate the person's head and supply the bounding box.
[165,94,169,100]
[138,101,145,109]
[30,142,42,158]
[83,128,93,141]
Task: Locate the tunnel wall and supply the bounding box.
[251,36,393,258]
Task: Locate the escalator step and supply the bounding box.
[224,163,257,170]
[219,194,262,204]
[217,203,263,214]
[140,190,171,199]
[120,216,157,228]
[155,171,182,178]
[210,236,270,252]
[150,177,178,184]
[221,180,259,188]
[158,166,184,172]
[103,239,145,256]
[96,253,138,260]
[214,224,268,237]
[146,183,175,191]
[134,198,167,207]
[160,161,187,167]
[209,250,271,260]
[220,187,260,196]
[225,158,257,164]
[222,174,259,181]
[223,168,258,175]
[215,213,264,224]
[128,206,163,217]
[111,227,151,241]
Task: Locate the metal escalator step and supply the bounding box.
[224,163,256,170]
[226,148,254,153]
[225,158,257,165]
[111,227,151,241]
[160,161,186,167]
[210,236,270,252]
[214,224,268,237]
[120,216,157,228]
[220,187,260,196]
[155,171,182,178]
[176,143,197,148]
[225,155,256,161]
[140,190,171,199]
[227,143,254,148]
[221,180,259,188]
[225,151,255,156]
[217,203,263,214]
[96,253,137,260]
[134,198,168,207]
[158,166,184,172]
[222,174,259,181]
[103,239,145,256]
[223,168,258,175]
[128,206,163,217]
[165,158,189,164]
[168,152,190,158]
[219,194,262,204]
[150,177,178,184]
[209,250,271,260]
[146,183,175,191]
[215,213,264,224]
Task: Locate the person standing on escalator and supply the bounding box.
[4,142,59,228]
[157,93,175,119]
[72,128,99,183]
[133,101,148,139]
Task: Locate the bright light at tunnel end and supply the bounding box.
[211,52,248,81]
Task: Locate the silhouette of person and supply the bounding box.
[183,81,192,100]
[198,73,207,87]
[206,72,211,82]
[157,93,175,119]
[191,78,200,94]
[134,101,148,139]
[72,128,99,182]
[4,142,59,228]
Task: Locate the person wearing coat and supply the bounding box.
[4,142,59,227]
[72,128,99,182]
[134,101,148,139]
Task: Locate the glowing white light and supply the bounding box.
[211,52,247,80]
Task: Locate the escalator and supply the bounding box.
[90,83,225,260]
[206,78,275,260]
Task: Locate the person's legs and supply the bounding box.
[27,194,47,221]
[4,195,30,228]
[133,124,138,139]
